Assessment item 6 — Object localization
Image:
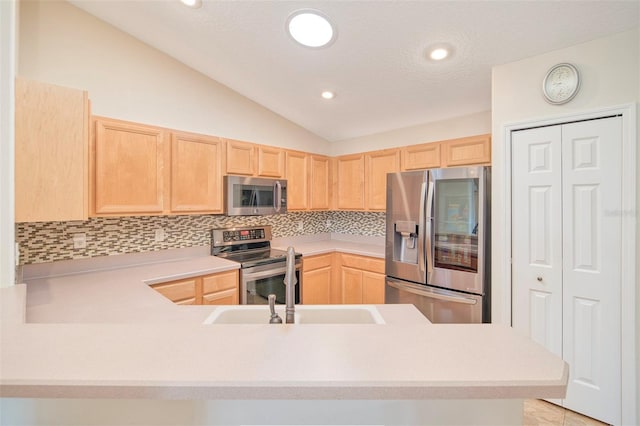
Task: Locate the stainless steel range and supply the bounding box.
[211,225,301,305]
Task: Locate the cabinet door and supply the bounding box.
[257,145,284,177]
[341,266,363,304]
[401,142,441,170]
[303,267,332,304]
[336,154,365,210]
[170,132,224,213]
[151,278,197,304]
[366,149,400,211]
[302,254,333,304]
[226,139,255,175]
[309,155,330,210]
[362,271,385,304]
[15,78,89,222]
[441,134,491,166]
[285,151,308,210]
[93,117,167,215]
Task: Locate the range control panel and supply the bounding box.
[211,226,273,249]
[222,228,265,242]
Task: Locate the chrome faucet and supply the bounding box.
[268,294,282,324]
[284,246,297,324]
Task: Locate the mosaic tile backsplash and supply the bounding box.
[16,211,386,264]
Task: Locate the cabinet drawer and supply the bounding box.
[340,254,385,274]
[151,278,197,302]
[202,288,238,305]
[202,271,238,294]
[303,254,333,271]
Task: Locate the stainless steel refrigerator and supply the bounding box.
[385,166,491,323]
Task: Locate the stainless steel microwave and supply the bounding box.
[224,175,287,216]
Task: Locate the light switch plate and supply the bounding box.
[73,233,87,249]
[154,228,166,242]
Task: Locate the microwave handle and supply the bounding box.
[274,181,282,212]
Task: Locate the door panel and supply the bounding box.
[561,117,621,425]
[511,125,563,358]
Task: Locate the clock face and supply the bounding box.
[542,63,580,105]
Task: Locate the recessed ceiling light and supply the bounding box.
[321,91,335,100]
[287,9,336,48]
[429,48,449,61]
[180,0,202,8]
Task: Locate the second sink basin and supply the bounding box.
[203,305,386,325]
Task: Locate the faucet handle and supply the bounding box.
[268,294,282,324]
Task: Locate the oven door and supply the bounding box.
[240,262,301,304]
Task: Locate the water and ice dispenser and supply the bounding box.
[392,220,418,264]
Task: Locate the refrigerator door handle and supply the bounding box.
[418,182,427,276]
[425,179,435,279]
[386,279,477,305]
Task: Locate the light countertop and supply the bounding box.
[1,238,568,401]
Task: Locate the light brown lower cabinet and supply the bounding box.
[150,270,239,305]
[301,252,385,305]
[201,271,239,305]
[301,254,333,304]
[150,277,197,305]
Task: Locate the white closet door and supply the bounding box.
[561,117,621,425]
[511,126,563,358]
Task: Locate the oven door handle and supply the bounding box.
[242,265,299,281]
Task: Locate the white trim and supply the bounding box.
[0,0,16,287]
[501,103,637,425]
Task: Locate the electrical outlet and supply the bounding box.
[15,243,20,266]
[297,221,304,232]
[326,220,332,228]
[73,233,87,249]
[154,228,166,242]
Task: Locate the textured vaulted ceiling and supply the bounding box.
[69,1,638,142]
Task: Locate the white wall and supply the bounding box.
[492,28,639,423]
[331,110,491,156]
[491,28,638,322]
[0,0,17,288]
[17,0,331,155]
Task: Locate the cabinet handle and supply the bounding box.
[537,276,543,282]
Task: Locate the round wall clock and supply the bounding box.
[542,63,580,105]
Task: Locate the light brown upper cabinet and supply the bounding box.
[225,139,284,178]
[401,142,441,171]
[225,139,255,176]
[170,131,225,214]
[309,155,331,210]
[257,145,284,178]
[285,150,308,210]
[335,154,365,210]
[365,149,400,211]
[441,134,491,167]
[92,117,168,216]
[286,151,331,211]
[15,78,89,222]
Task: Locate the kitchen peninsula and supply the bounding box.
[1,241,568,426]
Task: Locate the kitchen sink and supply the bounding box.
[203,305,386,325]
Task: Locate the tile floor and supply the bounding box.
[524,399,608,426]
